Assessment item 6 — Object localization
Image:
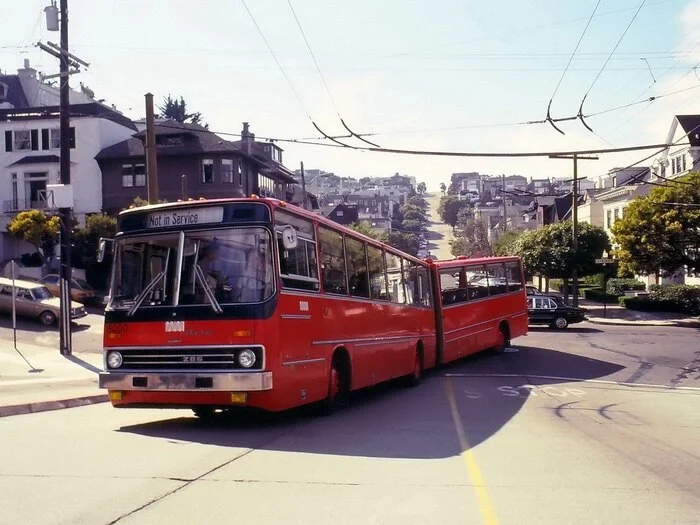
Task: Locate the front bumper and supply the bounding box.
[98,371,273,391]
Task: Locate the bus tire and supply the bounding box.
[491,323,510,354]
[193,406,216,421]
[405,346,423,387]
[320,351,350,416]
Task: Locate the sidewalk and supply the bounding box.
[0,343,107,417]
[579,299,700,327]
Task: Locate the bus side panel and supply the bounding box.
[272,292,329,410]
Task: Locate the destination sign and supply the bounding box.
[147,206,224,228]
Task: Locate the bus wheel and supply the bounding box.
[406,348,423,387]
[320,354,349,416]
[492,325,509,354]
[193,406,216,421]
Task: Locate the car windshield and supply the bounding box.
[73,278,91,289]
[32,286,53,300]
[109,227,275,311]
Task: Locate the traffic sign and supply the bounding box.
[595,258,614,264]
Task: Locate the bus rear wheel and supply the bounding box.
[320,354,349,416]
[405,348,423,387]
[491,325,509,354]
[193,406,216,421]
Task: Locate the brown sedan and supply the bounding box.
[0,277,87,325]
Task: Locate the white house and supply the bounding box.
[0,60,137,264]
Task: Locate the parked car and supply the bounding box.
[527,295,585,329]
[38,274,96,304]
[0,277,88,325]
[526,285,564,299]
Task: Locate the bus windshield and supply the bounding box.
[109,227,275,311]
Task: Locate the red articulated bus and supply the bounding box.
[430,256,528,365]
[98,197,438,418]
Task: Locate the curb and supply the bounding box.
[586,317,700,328]
[0,394,109,418]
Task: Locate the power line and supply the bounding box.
[547,0,600,106]
[285,0,379,148]
[583,0,647,98]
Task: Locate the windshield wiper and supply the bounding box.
[127,270,167,317]
[194,264,223,314]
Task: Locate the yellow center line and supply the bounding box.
[446,376,500,525]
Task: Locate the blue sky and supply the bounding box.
[2,0,700,190]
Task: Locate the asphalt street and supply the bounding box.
[1,322,699,525]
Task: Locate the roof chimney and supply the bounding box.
[242,122,252,155]
[18,59,36,79]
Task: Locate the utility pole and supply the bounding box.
[57,0,72,355]
[502,174,507,233]
[549,154,598,307]
[300,161,308,209]
[145,93,159,204]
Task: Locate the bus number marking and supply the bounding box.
[165,321,186,332]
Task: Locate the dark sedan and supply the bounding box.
[527,295,586,329]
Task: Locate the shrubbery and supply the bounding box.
[606,278,646,295]
[583,288,620,302]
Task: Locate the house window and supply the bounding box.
[122,165,134,187]
[14,130,31,150]
[614,208,619,222]
[24,172,48,208]
[221,159,234,183]
[121,164,146,187]
[606,209,612,229]
[50,129,61,149]
[682,154,686,172]
[201,159,214,183]
[236,163,243,187]
[134,164,146,187]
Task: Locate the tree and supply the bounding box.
[438,195,469,228]
[158,95,207,128]
[416,181,427,195]
[7,209,60,262]
[407,195,428,210]
[347,221,382,240]
[383,231,421,256]
[450,218,492,257]
[73,214,117,289]
[511,221,609,296]
[492,228,524,256]
[400,219,423,232]
[440,182,446,194]
[612,172,700,280]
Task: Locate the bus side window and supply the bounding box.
[345,237,369,298]
[318,227,348,295]
[505,261,523,292]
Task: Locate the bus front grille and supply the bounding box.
[112,346,264,371]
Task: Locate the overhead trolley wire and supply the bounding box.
[546,0,601,135]
[285,0,379,147]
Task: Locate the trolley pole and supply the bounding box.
[549,154,598,307]
[145,93,159,204]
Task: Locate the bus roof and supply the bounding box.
[430,255,521,269]
[118,196,431,267]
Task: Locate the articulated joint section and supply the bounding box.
[98,371,273,391]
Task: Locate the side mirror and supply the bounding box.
[281,225,298,250]
[97,237,114,263]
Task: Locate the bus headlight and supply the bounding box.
[107,351,123,369]
[237,349,256,368]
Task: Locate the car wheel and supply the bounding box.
[551,317,568,329]
[40,310,57,326]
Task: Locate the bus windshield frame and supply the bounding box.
[107,226,276,313]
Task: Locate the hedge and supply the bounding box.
[640,284,700,315]
[583,288,620,302]
[618,297,692,314]
[606,278,646,296]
